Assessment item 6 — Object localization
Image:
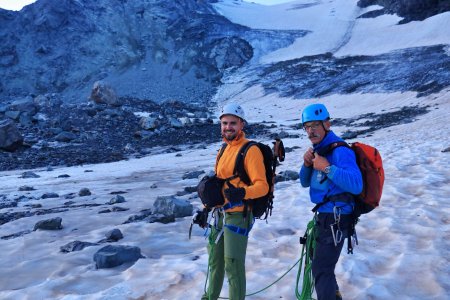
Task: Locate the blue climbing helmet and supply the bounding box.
[301,103,330,124]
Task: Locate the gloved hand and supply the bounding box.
[192,208,209,228]
[224,185,246,204]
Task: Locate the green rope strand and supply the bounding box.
[203,218,317,299]
[206,253,303,299]
[242,257,302,297]
[295,219,317,300]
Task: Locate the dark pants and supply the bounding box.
[312,213,353,300]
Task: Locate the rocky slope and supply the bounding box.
[1,0,450,171]
[0,0,301,104]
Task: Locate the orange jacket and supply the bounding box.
[216,132,269,213]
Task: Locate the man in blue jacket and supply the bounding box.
[299,103,363,300]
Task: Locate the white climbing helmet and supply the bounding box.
[219,103,246,122]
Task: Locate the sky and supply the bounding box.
[1,0,450,299]
[0,0,36,11]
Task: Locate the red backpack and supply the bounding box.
[326,141,385,216]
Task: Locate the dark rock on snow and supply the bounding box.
[275,170,299,183]
[19,185,36,191]
[100,228,124,243]
[19,171,40,178]
[78,188,91,197]
[148,214,176,224]
[182,170,205,180]
[93,245,144,269]
[1,230,32,240]
[108,195,125,205]
[60,240,98,253]
[41,192,59,199]
[153,195,193,218]
[34,217,63,230]
[122,209,153,224]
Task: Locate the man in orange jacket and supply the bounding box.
[199,103,268,300]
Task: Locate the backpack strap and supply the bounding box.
[233,141,257,185]
[316,141,350,184]
[223,141,257,219]
[311,141,355,212]
[214,143,228,173]
[316,141,350,157]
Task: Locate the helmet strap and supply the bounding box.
[321,120,331,132]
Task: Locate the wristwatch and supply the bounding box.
[323,165,332,174]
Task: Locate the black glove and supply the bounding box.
[193,208,209,228]
[224,185,246,204]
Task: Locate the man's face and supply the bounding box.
[303,120,328,144]
[221,115,244,141]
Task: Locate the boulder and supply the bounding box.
[5,111,21,120]
[8,97,38,115]
[34,217,63,230]
[93,245,144,269]
[54,131,77,142]
[20,171,40,178]
[105,228,123,241]
[100,228,124,242]
[139,116,159,130]
[90,81,121,106]
[275,170,300,183]
[19,185,35,191]
[60,240,98,253]
[182,170,205,180]
[148,214,176,224]
[153,195,193,218]
[341,131,358,139]
[169,117,183,128]
[109,195,125,204]
[122,209,153,224]
[41,192,59,199]
[19,113,33,126]
[0,196,17,209]
[78,188,91,196]
[0,119,23,151]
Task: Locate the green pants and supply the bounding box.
[202,211,252,300]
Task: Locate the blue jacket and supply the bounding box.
[299,131,363,214]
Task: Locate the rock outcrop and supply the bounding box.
[0,0,254,103]
[0,119,23,151]
[358,0,450,23]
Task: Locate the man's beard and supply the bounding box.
[223,130,238,141]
